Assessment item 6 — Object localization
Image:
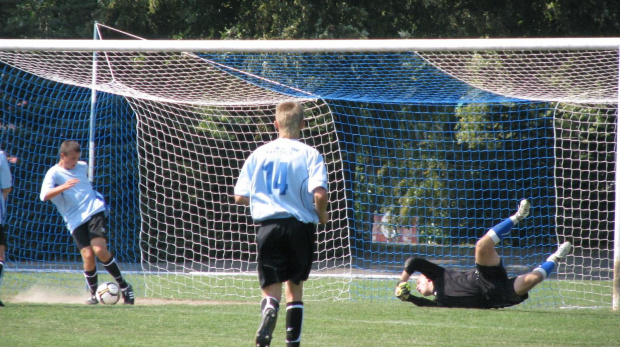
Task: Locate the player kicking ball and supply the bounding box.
[395,199,572,308]
[40,140,135,305]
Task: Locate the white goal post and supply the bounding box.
[0,36,618,309]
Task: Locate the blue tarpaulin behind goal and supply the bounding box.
[0,53,557,281]
[199,52,557,276]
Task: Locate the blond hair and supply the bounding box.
[59,140,81,155]
[275,101,304,138]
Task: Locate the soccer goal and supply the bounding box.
[0,27,618,309]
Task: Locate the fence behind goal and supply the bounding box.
[0,35,617,308]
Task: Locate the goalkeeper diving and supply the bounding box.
[395,199,572,309]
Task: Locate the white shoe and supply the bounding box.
[513,199,531,222]
[547,242,572,263]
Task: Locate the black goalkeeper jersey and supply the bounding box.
[405,258,495,309]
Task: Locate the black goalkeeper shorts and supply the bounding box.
[256,217,316,289]
[476,261,528,308]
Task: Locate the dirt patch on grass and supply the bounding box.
[7,286,253,306]
[10,285,85,304]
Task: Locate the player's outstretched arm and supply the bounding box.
[406,294,440,307]
[395,281,440,307]
[42,178,79,201]
[395,281,412,301]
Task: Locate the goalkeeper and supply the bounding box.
[395,199,572,309]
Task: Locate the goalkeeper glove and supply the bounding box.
[395,281,411,301]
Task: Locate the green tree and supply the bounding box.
[95,0,151,38]
[2,0,620,39]
[220,0,620,39]
[146,0,237,39]
[0,0,98,38]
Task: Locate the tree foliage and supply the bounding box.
[1,0,619,39]
[0,0,98,38]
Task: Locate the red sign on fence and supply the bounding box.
[371,214,418,244]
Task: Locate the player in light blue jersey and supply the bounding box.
[0,149,14,307]
[235,101,329,347]
[40,140,134,305]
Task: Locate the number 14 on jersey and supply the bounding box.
[263,161,288,195]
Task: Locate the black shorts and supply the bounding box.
[256,217,316,288]
[476,261,528,308]
[0,224,7,249]
[71,212,108,250]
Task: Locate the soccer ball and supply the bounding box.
[96,282,121,305]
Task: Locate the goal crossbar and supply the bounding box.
[1,37,620,52]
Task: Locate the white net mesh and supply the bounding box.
[131,98,350,300]
[0,48,352,301]
[0,50,308,105]
[0,38,617,307]
[551,102,616,308]
[419,50,618,102]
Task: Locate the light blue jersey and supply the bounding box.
[0,151,12,225]
[235,138,328,223]
[40,161,106,233]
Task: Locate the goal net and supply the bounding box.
[0,30,617,308]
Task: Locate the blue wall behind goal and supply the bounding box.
[0,63,141,267]
[201,52,558,281]
[1,52,558,286]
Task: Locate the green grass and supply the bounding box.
[1,300,619,346]
[1,272,617,345]
[3,271,612,307]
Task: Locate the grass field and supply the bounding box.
[1,273,618,346]
[1,299,619,346]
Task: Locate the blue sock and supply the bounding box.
[486,218,514,244]
[534,261,556,278]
